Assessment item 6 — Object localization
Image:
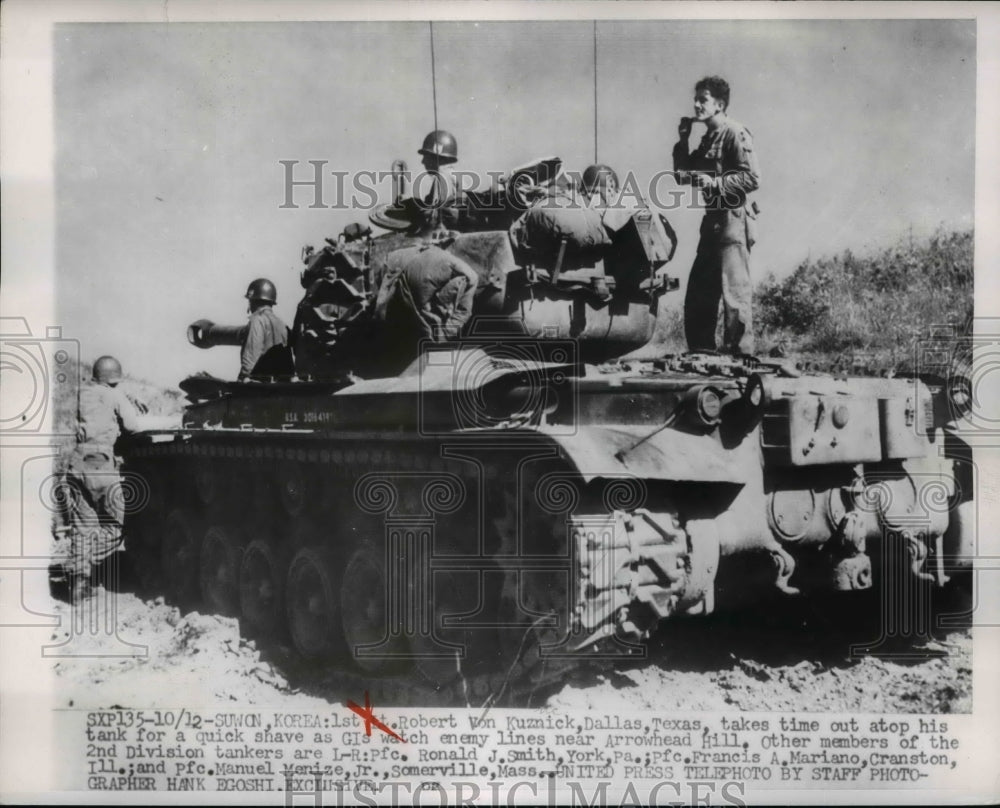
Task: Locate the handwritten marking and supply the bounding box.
[346,691,404,742]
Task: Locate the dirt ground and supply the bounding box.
[50,584,971,714]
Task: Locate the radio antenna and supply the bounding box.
[430,21,439,131]
[593,20,598,163]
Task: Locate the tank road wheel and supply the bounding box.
[199,525,244,616]
[340,544,410,676]
[286,547,343,661]
[162,510,202,607]
[288,517,322,549]
[239,539,289,638]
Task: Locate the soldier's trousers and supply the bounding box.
[63,447,125,579]
[684,208,754,355]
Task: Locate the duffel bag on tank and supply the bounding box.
[509,191,612,270]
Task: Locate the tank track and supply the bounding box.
[125,432,615,708]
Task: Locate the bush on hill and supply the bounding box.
[754,229,973,366]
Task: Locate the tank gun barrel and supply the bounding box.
[187,319,247,350]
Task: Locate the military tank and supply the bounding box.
[121,161,975,704]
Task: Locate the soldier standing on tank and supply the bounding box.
[61,356,142,601]
[240,278,294,381]
[416,129,461,230]
[673,76,760,355]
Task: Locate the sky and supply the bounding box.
[52,18,975,388]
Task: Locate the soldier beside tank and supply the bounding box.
[673,75,760,355]
[240,278,294,381]
[59,356,143,601]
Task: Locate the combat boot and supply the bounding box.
[48,563,73,603]
[69,575,94,604]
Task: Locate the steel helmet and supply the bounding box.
[92,355,123,385]
[245,278,277,305]
[418,130,458,163]
[582,163,619,194]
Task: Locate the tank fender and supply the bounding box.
[546,425,746,484]
[334,347,573,395]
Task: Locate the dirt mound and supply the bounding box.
[51,593,330,711]
[51,589,971,714]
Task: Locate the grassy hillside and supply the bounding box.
[651,228,973,369]
[754,229,973,368]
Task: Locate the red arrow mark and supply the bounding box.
[346,691,404,742]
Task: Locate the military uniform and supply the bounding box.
[239,305,292,380]
[64,383,141,580]
[372,244,479,374]
[673,117,760,354]
[420,167,462,231]
[375,244,478,340]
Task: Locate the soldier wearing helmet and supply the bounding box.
[60,355,144,600]
[673,76,760,355]
[240,278,293,381]
[417,129,461,229]
[581,163,619,209]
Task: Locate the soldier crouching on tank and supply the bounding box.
[673,76,760,355]
[57,356,143,601]
[372,243,479,374]
[240,278,294,381]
